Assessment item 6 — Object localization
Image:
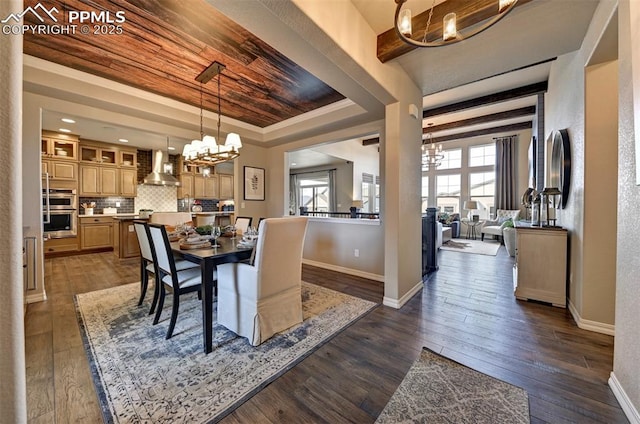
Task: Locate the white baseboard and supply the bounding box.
[609,372,640,424]
[383,280,423,309]
[25,290,47,304]
[568,299,615,336]
[302,259,384,282]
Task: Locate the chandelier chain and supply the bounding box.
[217,73,221,141]
[421,0,437,44]
[199,82,204,139]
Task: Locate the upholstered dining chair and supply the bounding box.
[217,216,309,346]
[133,221,199,315]
[147,223,214,339]
[234,216,253,234]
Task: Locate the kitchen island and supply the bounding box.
[112,215,144,259]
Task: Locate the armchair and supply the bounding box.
[480,209,521,241]
[217,217,309,346]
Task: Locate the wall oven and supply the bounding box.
[43,187,77,238]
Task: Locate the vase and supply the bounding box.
[503,227,516,257]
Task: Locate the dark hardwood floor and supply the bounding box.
[26,246,627,423]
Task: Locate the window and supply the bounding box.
[421,175,429,212]
[361,173,380,213]
[436,174,460,213]
[469,171,495,219]
[469,144,495,167]
[298,172,331,212]
[440,148,462,170]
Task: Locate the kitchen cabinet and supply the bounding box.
[80,165,118,196]
[178,174,194,199]
[219,174,234,199]
[79,144,118,165]
[41,132,78,160]
[118,149,137,168]
[514,226,568,307]
[194,175,218,199]
[42,160,78,181]
[113,218,141,259]
[120,168,137,197]
[80,216,114,250]
[43,236,79,255]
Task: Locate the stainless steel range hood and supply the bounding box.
[143,150,180,186]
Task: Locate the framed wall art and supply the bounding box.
[244,166,265,201]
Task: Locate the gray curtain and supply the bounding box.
[495,135,518,209]
[328,169,337,211]
[289,174,299,215]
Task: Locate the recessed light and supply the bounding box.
[118,138,129,143]
[61,118,75,124]
[291,162,297,166]
[58,128,72,133]
[168,146,176,150]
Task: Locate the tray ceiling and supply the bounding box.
[23,0,345,128]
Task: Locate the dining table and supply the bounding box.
[170,236,253,353]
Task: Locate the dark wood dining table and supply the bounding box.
[170,236,253,353]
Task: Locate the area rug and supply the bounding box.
[440,238,501,256]
[376,347,530,423]
[75,282,377,423]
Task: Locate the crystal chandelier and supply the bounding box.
[395,0,518,48]
[421,125,443,171]
[182,61,242,167]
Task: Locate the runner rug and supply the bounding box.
[75,281,376,423]
[440,238,501,256]
[376,347,530,423]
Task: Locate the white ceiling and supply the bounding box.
[38,0,600,152]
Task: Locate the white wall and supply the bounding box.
[302,219,383,280]
[545,1,619,332]
[613,0,640,419]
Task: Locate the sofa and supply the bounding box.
[480,209,521,242]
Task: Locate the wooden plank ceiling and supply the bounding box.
[23,0,345,128]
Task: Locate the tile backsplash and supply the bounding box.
[79,197,134,214]
[135,184,178,212]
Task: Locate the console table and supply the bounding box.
[513,226,568,307]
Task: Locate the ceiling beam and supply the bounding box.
[377,0,533,63]
[428,122,533,143]
[423,106,536,133]
[423,81,547,118]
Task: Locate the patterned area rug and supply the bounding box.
[75,282,376,423]
[440,238,501,256]
[376,348,530,423]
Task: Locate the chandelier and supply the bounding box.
[395,0,518,48]
[421,125,443,170]
[182,61,242,168]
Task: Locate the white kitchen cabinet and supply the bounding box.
[514,226,568,307]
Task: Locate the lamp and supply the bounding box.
[421,123,443,171]
[394,0,519,48]
[182,61,241,167]
[463,200,478,221]
[542,187,562,227]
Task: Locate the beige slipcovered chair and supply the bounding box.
[217,216,309,346]
[150,212,193,227]
[480,209,521,241]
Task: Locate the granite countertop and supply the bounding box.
[193,211,235,215]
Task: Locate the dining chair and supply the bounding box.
[133,221,199,315]
[234,216,253,234]
[217,217,308,346]
[147,223,214,339]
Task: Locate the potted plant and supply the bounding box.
[502,218,517,257]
